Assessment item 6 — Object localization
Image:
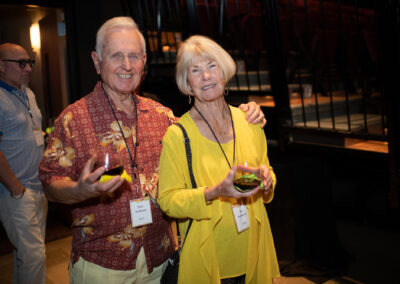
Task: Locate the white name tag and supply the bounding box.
[232,204,249,233]
[130,197,153,227]
[33,128,44,146]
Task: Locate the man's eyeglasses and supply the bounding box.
[2,59,35,69]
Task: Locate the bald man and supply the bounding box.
[0,43,47,284]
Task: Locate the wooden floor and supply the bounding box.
[345,138,388,153]
[0,236,71,284]
[0,234,364,284]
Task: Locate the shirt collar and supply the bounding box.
[95,81,151,112]
[134,93,151,112]
[0,79,16,92]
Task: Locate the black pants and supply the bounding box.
[220,274,245,284]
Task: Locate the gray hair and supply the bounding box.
[176,35,236,95]
[95,16,146,60]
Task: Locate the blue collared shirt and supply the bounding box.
[0,79,14,91]
[0,80,44,196]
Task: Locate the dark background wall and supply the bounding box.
[0,1,399,283]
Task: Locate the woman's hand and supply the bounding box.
[239,101,267,128]
[204,166,259,202]
[237,164,273,200]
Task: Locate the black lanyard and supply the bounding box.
[193,103,235,169]
[11,91,34,125]
[101,84,138,179]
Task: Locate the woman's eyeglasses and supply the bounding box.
[2,59,35,69]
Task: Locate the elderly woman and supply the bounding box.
[157,35,280,284]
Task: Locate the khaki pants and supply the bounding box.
[70,246,168,284]
[0,188,48,284]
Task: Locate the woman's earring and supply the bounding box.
[224,88,229,96]
[188,94,192,104]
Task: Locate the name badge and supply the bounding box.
[33,128,44,146]
[130,197,153,227]
[232,204,249,233]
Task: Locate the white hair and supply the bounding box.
[176,35,236,95]
[95,16,146,60]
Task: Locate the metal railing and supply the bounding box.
[128,0,386,149]
[279,0,385,144]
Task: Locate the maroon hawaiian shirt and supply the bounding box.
[39,82,176,271]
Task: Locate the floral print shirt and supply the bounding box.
[39,82,176,271]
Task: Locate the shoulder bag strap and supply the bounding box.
[174,122,197,188]
[174,122,195,247]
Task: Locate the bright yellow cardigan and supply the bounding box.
[158,106,280,284]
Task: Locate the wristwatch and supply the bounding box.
[11,188,26,199]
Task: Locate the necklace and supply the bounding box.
[101,84,138,179]
[193,103,235,168]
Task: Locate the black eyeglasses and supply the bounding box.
[2,59,35,69]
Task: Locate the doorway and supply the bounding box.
[0,4,69,129]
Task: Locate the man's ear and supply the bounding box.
[91,51,101,74]
[0,61,6,80]
[143,53,147,66]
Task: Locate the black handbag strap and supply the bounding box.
[174,122,197,188]
[174,122,195,248]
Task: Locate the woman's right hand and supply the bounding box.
[204,166,259,202]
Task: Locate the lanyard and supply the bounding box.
[193,103,235,169]
[101,84,138,179]
[11,91,34,125]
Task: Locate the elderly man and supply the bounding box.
[39,16,265,283]
[0,43,47,284]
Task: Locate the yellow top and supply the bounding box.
[158,106,280,283]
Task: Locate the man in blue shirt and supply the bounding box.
[0,43,47,284]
